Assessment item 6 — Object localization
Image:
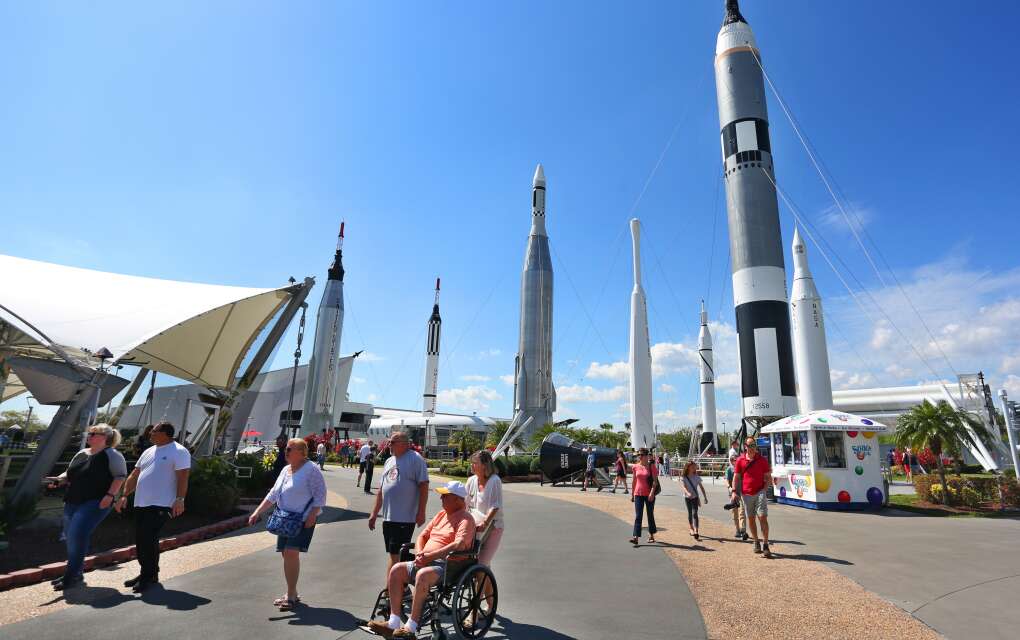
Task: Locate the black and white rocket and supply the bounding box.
[422,278,442,417]
[300,222,346,436]
[513,164,555,442]
[698,301,719,450]
[714,0,798,418]
[790,228,833,412]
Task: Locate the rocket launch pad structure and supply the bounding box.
[714,0,798,422]
[513,164,555,444]
[299,223,346,437]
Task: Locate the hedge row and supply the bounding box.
[438,455,539,478]
[913,474,1020,508]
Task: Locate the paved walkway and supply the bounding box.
[1,466,706,640]
[694,476,1020,640]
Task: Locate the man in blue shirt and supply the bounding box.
[368,431,430,577]
[581,447,602,492]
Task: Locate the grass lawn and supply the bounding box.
[888,493,1016,518]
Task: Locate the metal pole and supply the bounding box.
[284,304,307,440]
[108,367,150,427]
[998,390,1020,481]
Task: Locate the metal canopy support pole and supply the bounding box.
[107,367,150,427]
[10,372,104,508]
[283,303,308,441]
[213,277,315,450]
[999,390,1020,481]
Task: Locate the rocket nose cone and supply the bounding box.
[792,226,804,249]
[533,163,546,187]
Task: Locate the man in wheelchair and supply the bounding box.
[368,481,477,638]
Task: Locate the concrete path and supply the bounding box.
[694,476,1020,640]
[1,466,706,640]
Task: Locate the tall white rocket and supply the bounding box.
[422,278,442,417]
[790,227,833,412]
[698,301,718,450]
[300,222,345,436]
[629,219,655,450]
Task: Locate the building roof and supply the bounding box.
[0,253,302,390]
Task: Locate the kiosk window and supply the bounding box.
[773,431,808,465]
[816,430,847,469]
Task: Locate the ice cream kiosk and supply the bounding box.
[761,409,889,510]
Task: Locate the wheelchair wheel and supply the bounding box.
[450,565,498,639]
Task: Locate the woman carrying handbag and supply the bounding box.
[629,448,659,545]
[681,461,709,540]
[248,438,326,610]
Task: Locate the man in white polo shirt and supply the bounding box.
[116,421,191,592]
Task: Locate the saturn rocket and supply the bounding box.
[790,228,833,412]
[628,219,655,450]
[422,278,442,417]
[698,301,719,451]
[714,0,798,418]
[513,164,555,442]
[300,223,346,436]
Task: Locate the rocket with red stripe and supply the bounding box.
[714,0,797,417]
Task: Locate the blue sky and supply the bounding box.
[3,1,1020,433]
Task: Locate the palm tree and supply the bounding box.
[448,426,480,458]
[896,400,992,505]
[485,421,523,457]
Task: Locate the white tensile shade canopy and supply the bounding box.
[0,254,299,390]
[761,409,889,434]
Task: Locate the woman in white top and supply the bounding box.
[465,450,504,566]
[249,438,326,610]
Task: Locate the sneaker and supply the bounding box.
[580,488,586,492]
[123,575,144,588]
[365,621,396,638]
[753,541,762,554]
[734,529,741,538]
[596,486,603,492]
[762,544,773,559]
[741,531,749,541]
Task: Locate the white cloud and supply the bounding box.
[478,348,502,358]
[585,360,628,382]
[830,369,875,390]
[499,374,515,386]
[557,384,628,403]
[360,352,384,362]
[659,383,676,393]
[365,393,379,402]
[460,374,490,382]
[819,202,873,235]
[1002,375,1020,398]
[437,385,503,412]
[715,372,741,391]
[650,342,699,376]
[870,323,893,350]
[351,376,366,384]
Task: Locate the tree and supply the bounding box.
[0,409,46,432]
[658,429,693,456]
[896,400,993,505]
[528,423,561,450]
[449,426,480,456]
[485,421,522,456]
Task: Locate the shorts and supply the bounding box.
[477,527,503,566]
[741,491,768,517]
[276,524,315,553]
[359,461,366,473]
[585,470,596,479]
[404,558,446,583]
[383,521,416,555]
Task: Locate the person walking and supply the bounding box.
[903,447,913,481]
[680,461,708,540]
[248,438,326,610]
[357,440,373,487]
[46,424,126,590]
[612,450,628,494]
[368,431,429,578]
[340,442,350,468]
[465,450,503,565]
[725,453,748,540]
[629,448,658,545]
[733,437,772,558]
[316,440,327,470]
[581,447,601,492]
[364,443,378,494]
[116,421,191,592]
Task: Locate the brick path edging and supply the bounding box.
[0,512,252,592]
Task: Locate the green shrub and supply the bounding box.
[234,452,274,494]
[959,486,982,508]
[530,456,542,474]
[439,461,471,477]
[187,456,240,517]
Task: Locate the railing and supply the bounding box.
[673,455,730,478]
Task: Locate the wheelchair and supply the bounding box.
[364,523,498,639]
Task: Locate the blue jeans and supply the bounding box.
[632,495,657,538]
[63,499,112,581]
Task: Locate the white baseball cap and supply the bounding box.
[435,481,468,499]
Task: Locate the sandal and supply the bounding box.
[274,594,300,607]
[278,598,299,611]
[628,537,638,545]
[647,537,657,543]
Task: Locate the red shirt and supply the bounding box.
[631,463,658,497]
[734,453,770,495]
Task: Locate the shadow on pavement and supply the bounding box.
[776,552,854,566]
[487,615,578,640]
[267,604,362,632]
[139,584,212,610]
[51,585,136,609]
[322,506,369,524]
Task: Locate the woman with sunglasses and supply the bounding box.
[629,448,658,545]
[249,438,326,610]
[46,424,126,590]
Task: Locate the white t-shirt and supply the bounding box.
[134,442,192,508]
[359,444,371,462]
[465,474,504,529]
[316,443,326,457]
